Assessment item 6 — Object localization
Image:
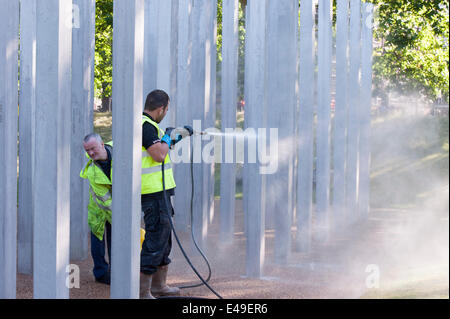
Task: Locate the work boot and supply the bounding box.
[94,271,111,285]
[139,272,156,299]
[151,265,180,296]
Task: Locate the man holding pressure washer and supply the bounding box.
[139,89,193,299]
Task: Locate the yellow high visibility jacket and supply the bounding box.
[142,115,176,194]
[79,142,113,240]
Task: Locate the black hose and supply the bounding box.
[161,141,223,299]
[178,144,212,289]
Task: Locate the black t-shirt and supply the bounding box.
[142,113,175,201]
[142,113,161,149]
[96,146,112,181]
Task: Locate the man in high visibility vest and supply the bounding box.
[80,133,113,285]
[140,89,182,299]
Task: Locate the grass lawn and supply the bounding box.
[93,111,113,142]
[364,113,448,298]
[370,114,449,210]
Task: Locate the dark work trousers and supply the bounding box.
[140,194,174,275]
[90,221,112,280]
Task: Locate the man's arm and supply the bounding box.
[146,142,169,163]
[143,121,169,163]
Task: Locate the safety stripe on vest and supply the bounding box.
[143,150,151,158]
[142,162,172,175]
[142,116,164,137]
[89,186,111,211]
[97,189,112,202]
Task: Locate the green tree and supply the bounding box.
[94,0,113,104]
[371,0,449,103]
[93,0,249,110]
[216,0,247,104]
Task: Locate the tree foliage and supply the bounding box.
[94,0,113,99]
[216,0,246,100]
[92,1,448,104]
[371,0,449,103]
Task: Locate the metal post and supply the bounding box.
[173,0,193,231]
[144,0,177,129]
[296,0,315,253]
[219,0,239,244]
[266,0,298,264]
[110,0,144,299]
[332,0,350,234]
[358,2,373,220]
[18,0,36,275]
[244,0,268,278]
[346,0,361,225]
[0,0,19,299]
[315,0,333,242]
[190,0,210,250]
[33,0,72,298]
[70,0,95,261]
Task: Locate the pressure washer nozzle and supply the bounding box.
[194,130,208,136]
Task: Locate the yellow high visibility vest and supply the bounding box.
[142,115,176,194]
[80,142,113,240]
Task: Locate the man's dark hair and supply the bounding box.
[144,89,170,111]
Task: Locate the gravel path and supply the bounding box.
[16,199,448,299]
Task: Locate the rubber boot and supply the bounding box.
[151,265,180,296]
[139,272,156,299]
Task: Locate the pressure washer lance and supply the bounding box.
[193,130,208,136]
[161,125,223,299]
[170,126,208,139]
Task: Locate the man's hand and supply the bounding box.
[164,127,175,137]
[161,127,182,149]
[160,127,174,149]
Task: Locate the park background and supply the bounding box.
[9,0,449,298]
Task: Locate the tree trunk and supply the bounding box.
[100,97,111,112]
